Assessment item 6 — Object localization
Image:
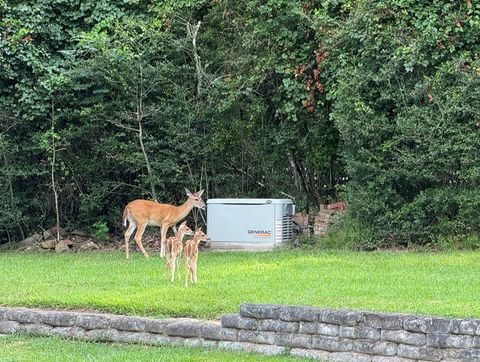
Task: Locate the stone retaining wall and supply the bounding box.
[2,304,480,361]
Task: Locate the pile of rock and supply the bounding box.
[16,227,100,253]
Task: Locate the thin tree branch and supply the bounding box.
[187,21,204,97]
[50,100,60,243]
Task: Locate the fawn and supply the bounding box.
[165,221,193,283]
[184,228,209,287]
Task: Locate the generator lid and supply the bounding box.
[207,198,293,205]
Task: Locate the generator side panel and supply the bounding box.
[207,203,275,245]
[274,202,294,246]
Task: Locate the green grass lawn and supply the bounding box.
[0,335,304,362]
[1,250,480,319]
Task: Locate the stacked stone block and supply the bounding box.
[1,304,480,361]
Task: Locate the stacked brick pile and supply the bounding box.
[313,202,347,236]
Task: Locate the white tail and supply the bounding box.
[122,188,205,259]
[123,207,128,227]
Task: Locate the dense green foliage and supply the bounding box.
[2,250,480,318]
[326,0,480,246]
[0,0,478,246]
[0,0,342,241]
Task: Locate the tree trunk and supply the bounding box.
[136,63,157,201]
[51,101,60,243]
[187,21,203,97]
[137,118,157,201]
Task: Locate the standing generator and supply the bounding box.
[206,198,295,250]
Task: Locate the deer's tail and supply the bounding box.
[123,206,129,227]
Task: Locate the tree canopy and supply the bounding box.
[0,0,478,247]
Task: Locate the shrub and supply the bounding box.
[326,0,480,246]
[91,220,109,241]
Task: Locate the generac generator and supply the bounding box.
[206,198,295,250]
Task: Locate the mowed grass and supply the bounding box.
[0,335,305,362]
[1,250,480,319]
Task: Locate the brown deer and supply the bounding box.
[122,188,205,259]
[165,221,193,282]
[184,228,209,287]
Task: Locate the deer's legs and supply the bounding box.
[170,254,175,282]
[134,221,149,258]
[160,223,170,258]
[170,253,179,283]
[164,259,170,280]
[190,261,194,284]
[175,243,183,280]
[175,253,182,279]
[165,237,172,262]
[184,256,191,287]
[192,254,198,284]
[124,221,137,259]
[165,250,174,280]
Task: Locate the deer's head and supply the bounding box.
[185,188,206,210]
[194,227,209,243]
[178,221,194,236]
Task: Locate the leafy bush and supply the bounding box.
[91,220,109,241]
[316,215,376,251]
[325,0,480,246]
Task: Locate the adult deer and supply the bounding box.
[184,228,209,287]
[122,188,206,259]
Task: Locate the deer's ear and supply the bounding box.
[195,189,204,197]
[185,188,193,197]
[180,220,187,226]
